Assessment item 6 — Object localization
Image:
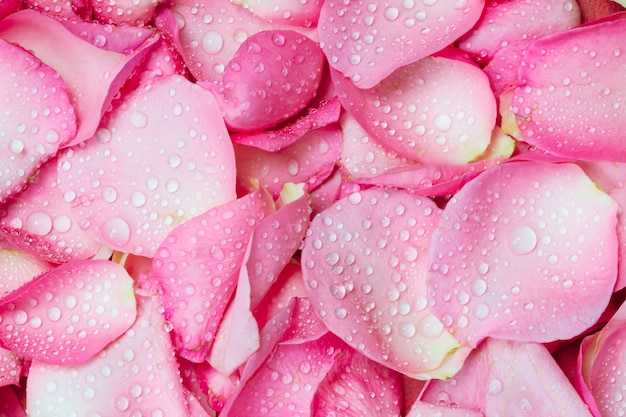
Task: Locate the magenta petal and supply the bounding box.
[26,293,192,416]
[427,161,618,347]
[150,191,270,363]
[302,188,468,378]
[333,57,496,165]
[0,259,136,365]
[0,38,76,203]
[0,347,21,387]
[0,158,101,263]
[0,10,158,148]
[318,0,485,88]
[406,402,484,417]
[0,386,26,417]
[57,74,236,257]
[512,15,626,160]
[421,338,593,417]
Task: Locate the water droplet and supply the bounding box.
[334,308,347,319]
[473,303,490,320]
[403,246,418,262]
[47,306,61,322]
[287,159,299,175]
[8,139,24,154]
[25,212,53,236]
[488,378,503,395]
[116,396,130,411]
[470,279,487,297]
[399,322,416,338]
[272,32,286,46]
[508,226,537,255]
[131,191,147,207]
[417,314,444,338]
[202,31,224,54]
[433,114,452,131]
[102,218,131,246]
[386,287,400,302]
[130,111,148,128]
[384,6,399,20]
[330,284,346,299]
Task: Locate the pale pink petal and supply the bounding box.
[0,10,159,148]
[302,187,469,379]
[22,0,89,20]
[0,347,21,387]
[0,158,101,263]
[149,191,270,363]
[421,338,593,417]
[0,259,136,365]
[458,0,580,63]
[0,246,54,301]
[179,358,237,413]
[406,402,484,417]
[483,42,528,98]
[248,186,309,309]
[235,124,342,198]
[57,74,236,257]
[312,346,403,417]
[0,38,76,203]
[26,293,192,417]
[309,168,343,215]
[214,30,324,131]
[237,0,323,27]
[512,16,626,160]
[208,244,260,376]
[0,386,26,417]
[318,0,485,88]
[91,0,160,25]
[231,97,341,152]
[333,57,496,165]
[427,161,618,347]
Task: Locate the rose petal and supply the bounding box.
[0,38,76,203]
[25,293,192,417]
[0,259,136,365]
[57,74,236,257]
[333,56,496,165]
[512,15,626,160]
[302,187,469,378]
[0,157,101,263]
[0,245,54,302]
[22,0,89,20]
[0,347,21,388]
[318,0,485,88]
[149,191,270,362]
[237,0,323,27]
[427,161,618,347]
[0,10,158,148]
[91,0,160,25]
[406,401,484,417]
[0,386,26,417]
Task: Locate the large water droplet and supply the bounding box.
[130,111,148,128]
[508,226,537,255]
[102,218,131,246]
[202,31,224,54]
[25,212,53,236]
[488,378,503,395]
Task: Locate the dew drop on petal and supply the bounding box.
[25,212,53,236]
[508,226,537,255]
[202,31,224,54]
[101,218,132,246]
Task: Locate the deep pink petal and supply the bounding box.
[0,259,136,365]
[22,0,89,20]
[230,97,341,152]
[302,187,469,378]
[406,401,484,417]
[309,168,343,215]
[512,15,626,160]
[0,386,26,417]
[235,124,342,198]
[333,57,496,165]
[318,0,485,88]
[26,293,192,416]
[427,161,618,347]
[0,0,22,20]
[91,0,160,25]
[0,10,158,148]
[179,358,236,413]
[0,346,21,387]
[312,346,403,417]
[215,30,324,131]
[238,0,323,27]
[0,38,76,203]
[0,158,101,263]
[0,246,54,302]
[458,0,580,63]
[57,74,237,257]
[421,338,593,417]
[149,191,270,362]
[483,42,528,98]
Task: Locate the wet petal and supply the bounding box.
[149,191,270,362]
[0,158,101,263]
[0,10,158,148]
[0,347,21,387]
[406,401,484,417]
[235,124,342,198]
[318,0,485,88]
[216,30,325,131]
[427,161,618,347]
[91,0,160,25]
[238,0,323,27]
[0,386,26,417]
[333,57,496,165]
[0,38,76,203]
[302,187,469,378]
[421,338,593,417]
[26,293,192,417]
[0,259,136,365]
[57,74,236,257]
[512,16,626,160]
[22,0,88,20]
[0,245,54,301]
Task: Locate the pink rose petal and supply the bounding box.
[235,124,342,198]
[0,38,76,203]
[0,10,159,148]
[332,56,496,165]
[318,0,485,88]
[0,246,54,301]
[237,0,323,27]
[91,0,160,25]
[302,187,470,378]
[0,386,26,417]
[0,259,136,365]
[512,15,626,160]
[427,161,618,347]
[57,74,236,257]
[22,0,89,20]
[309,168,343,215]
[25,293,193,417]
[483,42,528,98]
[214,30,324,131]
[0,158,101,263]
[406,401,484,417]
[0,0,22,20]
[0,347,21,388]
[149,191,271,363]
[458,0,580,64]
